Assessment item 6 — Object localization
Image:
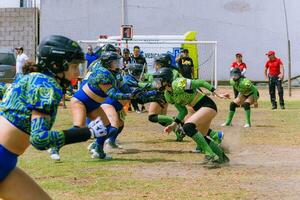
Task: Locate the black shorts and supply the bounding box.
[241,91,260,99]
[192,95,217,112]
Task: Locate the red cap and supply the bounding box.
[236,52,242,57]
[266,50,275,56]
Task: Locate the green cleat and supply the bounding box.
[192,145,203,153]
[201,155,220,168]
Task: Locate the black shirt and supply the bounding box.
[123,56,132,66]
[131,55,147,65]
[177,57,194,79]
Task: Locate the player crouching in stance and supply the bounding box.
[153,67,229,167]
[70,51,144,160]
[147,54,185,142]
[222,68,259,128]
[0,35,108,200]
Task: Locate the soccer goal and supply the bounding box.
[78,39,218,88]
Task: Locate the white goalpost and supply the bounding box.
[78,39,218,88]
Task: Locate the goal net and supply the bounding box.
[78,39,218,87]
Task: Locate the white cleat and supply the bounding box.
[50,153,60,161]
[105,140,123,149]
[87,142,97,152]
[90,149,113,160]
[221,122,232,127]
[243,124,251,128]
[48,148,60,161]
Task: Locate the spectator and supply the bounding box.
[131,46,147,72]
[116,47,122,56]
[131,46,147,113]
[85,45,98,69]
[15,46,29,81]
[176,49,194,79]
[122,48,132,72]
[264,50,285,110]
[231,52,247,98]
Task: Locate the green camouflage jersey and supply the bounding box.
[230,77,258,100]
[164,78,215,121]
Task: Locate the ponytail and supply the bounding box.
[22,61,42,75]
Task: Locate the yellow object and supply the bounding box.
[182,31,199,79]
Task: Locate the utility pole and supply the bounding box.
[283,0,292,96]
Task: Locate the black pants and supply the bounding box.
[131,99,140,111]
[269,76,284,106]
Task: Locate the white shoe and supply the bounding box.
[50,153,60,161]
[105,140,123,149]
[243,124,251,128]
[87,142,97,152]
[90,149,113,160]
[48,148,60,161]
[221,122,232,127]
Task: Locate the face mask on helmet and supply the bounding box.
[154,61,162,71]
[153,78,164,90]
[109,59,121,71]
[231,73,241,81]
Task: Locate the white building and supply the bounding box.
[0,0,40,8]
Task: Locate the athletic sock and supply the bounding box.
[205,137,226,163]
[191,132,215,157]
[157,115,174,126]
[244,109,251,125]
[109,126,124,143]
[208,129,221,144]
[225,110,235,124]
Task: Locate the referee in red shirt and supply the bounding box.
[231,52,247,97]
[264,50,285,109]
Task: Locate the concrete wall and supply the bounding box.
[0,8,37,59]
[40,0,300,81]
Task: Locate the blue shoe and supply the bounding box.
[218,131,224,142]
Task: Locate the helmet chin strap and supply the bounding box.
[56,72,71,88]
[53,61,71,89]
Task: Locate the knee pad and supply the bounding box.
[204,136,211,144]
[148,114,158,123]
[242,102,250,110]
[182,123,198,137]
[230,102,238,111]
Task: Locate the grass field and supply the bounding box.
[18,87,300,200]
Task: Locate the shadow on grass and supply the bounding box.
[255,124,277,128]
[83,157,176,163]
[112,157,176,163]
[122,139,189,145]
[116,148,192,155]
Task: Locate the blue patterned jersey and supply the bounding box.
[83,61,132,100]
[84,61,116,92]
[0,73,63,134]
[0,82,8,100]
